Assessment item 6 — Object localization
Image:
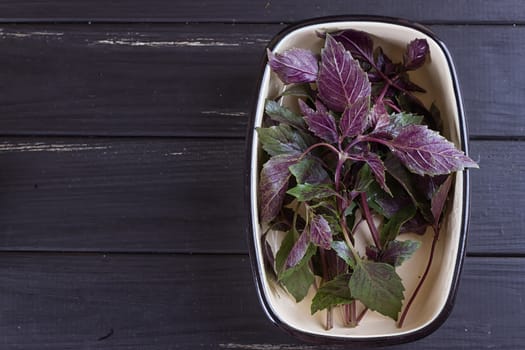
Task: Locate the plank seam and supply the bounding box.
[0,20,523,26]
[0,250,519,257]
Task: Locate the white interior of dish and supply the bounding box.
[250,21,464,339]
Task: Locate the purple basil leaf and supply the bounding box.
[414,174,448,200]
[431,175,453,224]
[375,47,399,76]
[365,153,391,195]
[329,29,374,64]
[285,229,311,268]
[267,48,319,84]
[298,99,338,144]
[384,154,432,221]
[340,96,370,137]
[400,212,429,235]
[378,112,424,139]
[310,214,333,250]
[389,125,479,176]
[317,35,371,112]
[259,154,299,223]
[354,163,375,193]
[380,240,421,267]
[289,157,329,184]
[369,101,390,130]
[349,152,391,195]
[374,191,413,219]
[380,204,417,245]
[276,230,314,275]
[403,39,430,71]
[277,230,317,302]
[257,124,309,156]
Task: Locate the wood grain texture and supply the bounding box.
[0,138,517,254]
[0,24,522,137]
[0,24,271,138]
[0,253,521,349]
[0,138,245,253]
[0,0,522,23]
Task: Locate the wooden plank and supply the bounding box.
[0,138,245,253]
[0,1,521,23]
[0,138,518,254]
[0,24,522,138]
[0,24,272,138]
[0,253,521,349]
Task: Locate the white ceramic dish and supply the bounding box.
[246,16,471,345]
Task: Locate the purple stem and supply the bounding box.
[359,192,382,249]
[397,225,440,327]
[376,83,390,103]
[384,99,402,113]
[319,249,333,330]
[349,301,357,327]
[357,307,368,323]
[300,142,339,159]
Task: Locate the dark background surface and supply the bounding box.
[0,1,522,349]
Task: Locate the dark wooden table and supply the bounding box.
[0,1,523,349]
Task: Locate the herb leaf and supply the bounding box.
[311,274,353,314]
[281,264,315,302]
[265,100,306,129]
[388,112,423,133]
[259,154,299,223]
[287,183,337,202]
[369,101,390,130]
[318,35,371,112]
[310,214,333,250]
[275,230,316,302]
[330,29,374,64]
[349,260,405,320]
[257,124,308,156]
[431,175,453,224]
[381,240,421,267]
[350,152,390,195]
[267,48,319,84]
[384,154,433,221]
[380,204,417,245]
[403,39,430,71]
[278,84,315,101]
[285,229,312,268]
[390,125,479,176]
[331,241,356,268]
[299,99,339,144]
[289,157,329,185]
[340,96,370,138]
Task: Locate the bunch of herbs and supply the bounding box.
[257,29,478,329]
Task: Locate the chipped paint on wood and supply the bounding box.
[201,111,247,117]
[93,38,240,47]
[0,30,64,38]
[0,142,108,153]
